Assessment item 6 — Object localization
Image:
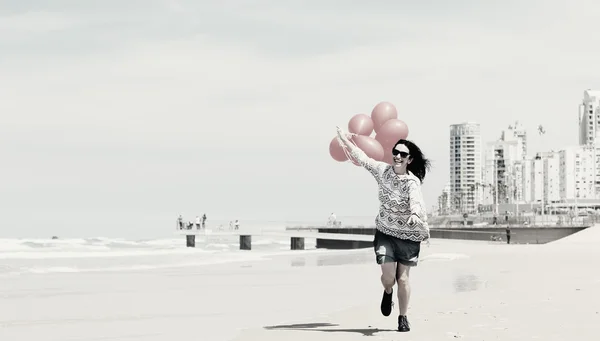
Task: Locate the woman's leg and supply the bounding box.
[396,263,411,315]
[375,232,399,317]
[379,262,397,316]
[380,262,397,292]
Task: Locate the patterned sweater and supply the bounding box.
[342,136,430,242]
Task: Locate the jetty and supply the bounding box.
[176,230,374,250]
[177,223,590,250]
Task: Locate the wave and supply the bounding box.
[0,237,180,251]
[0,247,365,276]
[3,254,270,276]
[0,235,316,259]
[0,236,468,277]
[0,237,202,259]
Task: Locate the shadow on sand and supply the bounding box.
[264,322,395,336]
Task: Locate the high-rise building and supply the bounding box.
[502,121,527,159]
[437,183,451,215]
[543,152,561,204]
[559,146,596,200]
[481,123,529,210]
[449,122,482,213]
[521,159,534,203]
[579,90,600,145]
[578,89,600,198]
[483,139,523,207]
[531,156,544,203]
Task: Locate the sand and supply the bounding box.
[2,227,600,341]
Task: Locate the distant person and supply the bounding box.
[492,212,498,225]
[229,221,233,230]
[195,216,201,229]
[328,213,337,227]
[202,214,207,228]
[506,225,511,244]
[336,126,431,332]
[568,209,575,225]
[234,220,240,230]
[177,215,183,230]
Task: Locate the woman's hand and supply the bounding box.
[407,214,423,226]
[336,126,356,139]
[407,214,429,243]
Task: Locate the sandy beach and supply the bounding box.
[1,228,600,341]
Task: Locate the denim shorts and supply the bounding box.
[373,230,421,267]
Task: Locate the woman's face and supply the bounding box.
[392,143,412,171]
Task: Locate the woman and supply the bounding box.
[336,126,430,332]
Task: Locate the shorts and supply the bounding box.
[373,230,421,267]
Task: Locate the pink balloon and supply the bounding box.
[348,114,374,136]
[348,135,384,166]
[371,102,398,134]
[382,148,394,165]
[329,136,347,162]
[375,119,409,150]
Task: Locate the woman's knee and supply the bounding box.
[381,273,395,287]
[396,265,410,285]
[380,263,397,286]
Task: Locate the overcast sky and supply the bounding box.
[1,0,598,238]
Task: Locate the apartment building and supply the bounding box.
[449,122,482,213]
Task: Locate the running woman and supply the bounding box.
[336,126,431,332]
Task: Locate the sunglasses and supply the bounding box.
[392,150,409,158]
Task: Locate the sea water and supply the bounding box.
[0,216,469,277]
[0,232,319,276]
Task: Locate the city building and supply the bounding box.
[480,122,529,211]
[531,156,545,203]
[559,146,596,200]
[543,152,561,204]
[437,92,600,216]
[578,89,600,146]
[437,183,451,215]
[482,139,523,207]
[502,121,528,159]
[449,122,482,213]
[578,89,600,198]
[521,159,534,203]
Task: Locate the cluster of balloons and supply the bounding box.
[329,101,409,165]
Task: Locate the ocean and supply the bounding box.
[0,216,382,277]
[0,231,323,276]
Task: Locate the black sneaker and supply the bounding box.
[380,289,394,316]
[398,315,410,332]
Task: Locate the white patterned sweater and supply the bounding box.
[342,137,430,242]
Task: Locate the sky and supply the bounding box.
[2,0,600,238]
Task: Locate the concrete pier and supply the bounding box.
[301,225,590,248]
[429,226,588,244]
[179,224,589,250]
[290,237,304,250]
[186,235,195,247]
[178,230,374,250]
[240,235,252,250]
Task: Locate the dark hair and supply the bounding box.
[393,139,431,183]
